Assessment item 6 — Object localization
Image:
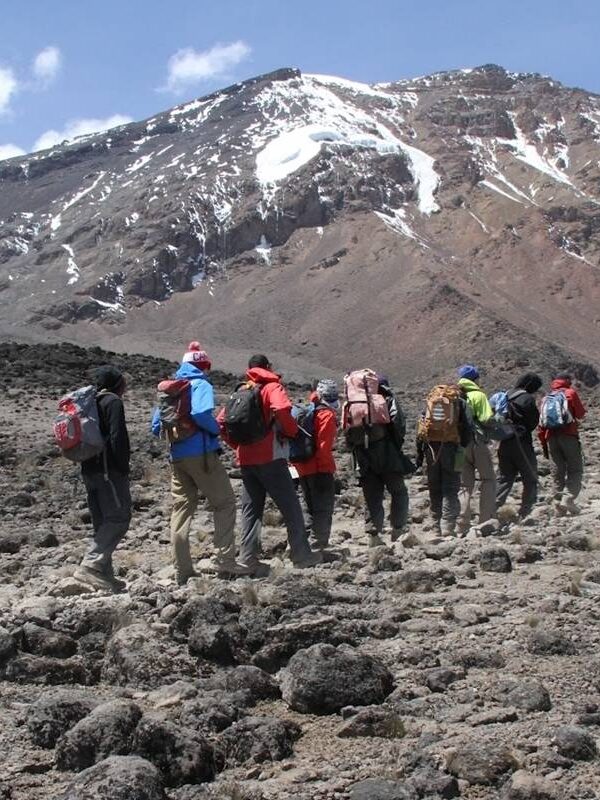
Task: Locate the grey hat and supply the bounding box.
[316,379,339,403]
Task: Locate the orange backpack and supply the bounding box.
[418,385,462,443]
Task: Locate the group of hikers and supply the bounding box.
[53,342,587,593]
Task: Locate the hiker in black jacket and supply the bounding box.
[75,365,131,592]
[496,373,542,519]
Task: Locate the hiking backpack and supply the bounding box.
[342,369,391,430]
[156,379,197,442]
[289,403,318,463]
[223,382,269,445]
[53,386,105,462]
[484,390,518,441]
[417,385,462,444]
[540,391,573,429]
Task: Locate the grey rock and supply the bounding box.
[479,547,512,573]
[188,619,246,665]
[58,755,166,800]
[133,714,215,787]
[395,568,456,593]
[27,689,98,748]
[337,706,405,739]
[505,681,551,712]
[222,665,280,702]
[56,700,142,771]
[502,769,558,800]
[4,654,87,685]
[219,715,301,764]
[446,742,518,785]
[102,623,196,688]
[280,643,394,714]
[454,648,505,669]
[22,622,77,658]
[528,628,576,655]
[0,626,17,665]
[552,726,597,761]
[348,778,418,800]
[425,667,462,693]
[408,767,460,798]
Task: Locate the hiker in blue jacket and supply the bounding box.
[151,342,250,584]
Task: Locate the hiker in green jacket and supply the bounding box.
[457,365,497,531]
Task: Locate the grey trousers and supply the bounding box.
[240,459,312,564]
[299,473,335,546]
[459,439,497,528]
[549,435,584,500]
[425,442,461,533]
[82,471,131,574]
[360,470,409,535]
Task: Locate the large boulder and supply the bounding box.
[218,716,302,764]
[55,700,142,771]
[102,624,196,688]
[132,714,215,787]
[27,689,98,748]
[280,644,394,714]
[22,622,77,658]
[552,726,597,761]
[446,742,518,785]
[59,755,166,800]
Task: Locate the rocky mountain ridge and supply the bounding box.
[1,64,599,379]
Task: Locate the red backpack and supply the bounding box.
[156,379,197,442]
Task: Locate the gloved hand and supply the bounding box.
[314,472,333,491]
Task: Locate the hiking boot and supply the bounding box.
[368,534,385,548]
[565,496,580,515]
[74,565,117,593]
[176,570,200,586]
[292,551,323,569]
[390,527,407,543]
[215,559,255,577]
[239,559,271,578]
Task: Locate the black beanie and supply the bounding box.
[248,354,270,369]
[95,365,125,393]
[515,372,543,393]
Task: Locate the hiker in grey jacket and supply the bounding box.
[75,365,131,592]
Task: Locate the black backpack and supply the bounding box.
[223,382,268,445]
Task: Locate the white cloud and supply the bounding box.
[0,143,25,161]
[34,114,132,151]
[0,66,18,114]
[164,41,251,92]
[32,46,62,85]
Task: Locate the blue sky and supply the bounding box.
[1,0,598,160]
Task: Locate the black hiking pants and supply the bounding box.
[496,435,538,517]
[360,470,409,535]
[299,473,336,547]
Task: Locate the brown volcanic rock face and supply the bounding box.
[0,64,599,378]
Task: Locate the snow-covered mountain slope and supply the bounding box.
[0,64,599,378]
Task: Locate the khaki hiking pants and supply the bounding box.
[170,452,236,580]
[459,439,497,530]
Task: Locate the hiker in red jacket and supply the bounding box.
[218,355,322,572]
[291,379,339,549]
[539,372,586,513]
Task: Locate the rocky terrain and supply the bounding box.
[1,341,600,800]
[1,65,600,378]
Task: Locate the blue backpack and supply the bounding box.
[540,391,573,429]
[289,403,317,462]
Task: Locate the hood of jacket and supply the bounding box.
[246,366,281,385]
[176,362,209,381]
[551,378,572,391]
[457,378,482,394]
